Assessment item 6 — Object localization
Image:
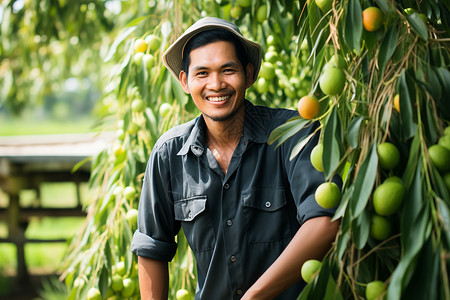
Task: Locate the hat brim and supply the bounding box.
[163,18,261,83]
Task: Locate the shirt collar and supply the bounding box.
[177,100,269,157]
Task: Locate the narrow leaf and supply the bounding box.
[347,116,364,149]
[104,26,137,62]
[436,198,450,246]
[398,70,417,139]
[344,0,362,54]
[402,238,439,300]
[332,184,353,221]
[289,131,316,161]
[352,209,370,249]
[323,107,341,179]
[267,117,305,145]
[350,143,378,218]
[378,26,398,77]
[407,13,428,41]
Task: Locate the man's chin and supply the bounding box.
[203,113,234,122]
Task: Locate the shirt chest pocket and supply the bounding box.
[242,187,292,244]
[174,196,215,252]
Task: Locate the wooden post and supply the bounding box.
[7,193,29,284]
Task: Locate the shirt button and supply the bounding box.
[226,219,232,226]
[265,201,271,208]
[230,255,236,262]
[237,289,243,295]
[224,183,230,189]
[188,211,192,218]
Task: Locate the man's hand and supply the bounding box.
[242,216,340,300]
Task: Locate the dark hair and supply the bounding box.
[182,29,249,77]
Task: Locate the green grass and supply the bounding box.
[0,117,98,136]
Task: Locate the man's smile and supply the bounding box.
[206,95,231,102]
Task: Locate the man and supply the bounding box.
[131,17,340,299]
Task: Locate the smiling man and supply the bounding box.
[131,17,340,300]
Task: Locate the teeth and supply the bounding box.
[208,96,229,102]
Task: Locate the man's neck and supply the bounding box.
[204,109,245,174]
[205,106,244,145]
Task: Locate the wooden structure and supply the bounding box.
[0,132,113,284]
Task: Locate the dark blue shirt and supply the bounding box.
[131,100,337,299]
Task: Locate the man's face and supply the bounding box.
[179,40,254,122]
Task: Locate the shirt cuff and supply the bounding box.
[297,194,337,225]
[130,230,178,262]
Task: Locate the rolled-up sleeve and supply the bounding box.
[130,143,180,262]
[282,121,342,224]
[130,231,178,261]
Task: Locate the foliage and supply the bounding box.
[21,0,447,299]
[0,0,149,114]
[271,0,450,299]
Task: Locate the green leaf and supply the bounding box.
[398,69,417,139]
[289,131,317,161]
[423,99,438,143]
[424,65,442,102]
[344,0,362,54]
[436,198,450,248]
[406,13,428,41]
[352,209,370,249]
[402,238,439,300]
[336,231,351,261]
[320,272,344,300]
[125,15,150,27]
[307,0,322,42]
[401,157,424,241]
[323,107,341,179]
[387,250,418,300]
[332,184,353,222]
[433,67,450,120]
[309,261,331,299]
[267,117,306,145]
[104,26,137,62]
[390,198,429,299]
[374,0,390,13]
[307,27,327,65]
[347,116,364,149]
[402,134,420,187]
[432,168,450,202]
[297,280,313,300]
[99,265,109,297]
[378,26,398,77]
[349,143,378,218]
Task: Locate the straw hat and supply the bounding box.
[162,17,261,82]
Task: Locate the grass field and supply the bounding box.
[0,117,98,136]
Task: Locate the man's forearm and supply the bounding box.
[242,216,340,300]
[138,256,169,300]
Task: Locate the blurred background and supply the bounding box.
[1,0,449,299]
[0,1,133,298]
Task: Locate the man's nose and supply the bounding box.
[207,72,225,90]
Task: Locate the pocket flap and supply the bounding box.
[174,196,207,221]
[242,187,286,212]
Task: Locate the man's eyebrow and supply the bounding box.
[221,61,241,69]
[191,61,241,72]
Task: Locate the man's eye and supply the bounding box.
[196,71,207,76]
[224,69,236,73]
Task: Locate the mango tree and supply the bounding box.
[60,0,450,299]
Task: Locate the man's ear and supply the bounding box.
[179,71,190,94]
[245,63,255,89]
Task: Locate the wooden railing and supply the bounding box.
[0,132,113,284]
